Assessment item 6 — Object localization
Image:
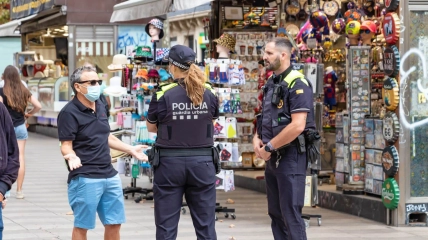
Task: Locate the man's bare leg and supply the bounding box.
[105,224,121,240]
[72,227,88,240]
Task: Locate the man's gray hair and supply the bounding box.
[270,37,293,54]
[70,66,97,94]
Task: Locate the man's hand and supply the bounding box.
[2,199,6,209]
[257,145,271,161]
[64,154,82,171]
[129,145,149,161]
[253,137,264,158]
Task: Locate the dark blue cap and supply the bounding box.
[166,45,196,70]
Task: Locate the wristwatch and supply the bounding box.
[264,142,275,152]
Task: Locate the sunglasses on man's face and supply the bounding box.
[359,29,372,34]
[78,80,103,86]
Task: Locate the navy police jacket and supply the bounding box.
[257,69,316,144]
[147,81,219,148]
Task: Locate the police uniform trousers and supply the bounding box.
[153,155,217,240]
[265,145,308,240]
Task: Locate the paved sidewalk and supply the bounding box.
[1,133,428,240]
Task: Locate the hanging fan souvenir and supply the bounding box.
[322,0,340,17]
[297,0,308,20]
[286,23,300,37]
[285,0,300,21]
[363,0,376,17]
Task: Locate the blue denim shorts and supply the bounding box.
[14,124,28,140]
[68,174,126,229]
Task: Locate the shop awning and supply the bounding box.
[0,14,36,37]
[110,0,213,23]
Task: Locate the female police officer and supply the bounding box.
[146,45,219,240]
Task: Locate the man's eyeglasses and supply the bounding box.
[359,29,372,34]
[78,80,102,86]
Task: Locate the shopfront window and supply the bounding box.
[76,41,114,83]
[408,11,428,197]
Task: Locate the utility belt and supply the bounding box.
[147,145,222,174]
[272,129,321,168]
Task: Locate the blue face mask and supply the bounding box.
[168,65,175,80]
[81,85,100,102]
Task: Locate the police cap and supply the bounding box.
[166,45,195,70]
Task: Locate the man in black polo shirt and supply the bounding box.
[57,66,148,240]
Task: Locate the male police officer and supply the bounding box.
[253,37,315,240]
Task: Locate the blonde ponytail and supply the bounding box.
[183,64,206,106]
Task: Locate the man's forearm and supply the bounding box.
[108,134,132,154]
[269,122,304,149]
[60,144,76,157]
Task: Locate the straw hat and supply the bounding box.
[108,54,127,71]
[213,33,236,52]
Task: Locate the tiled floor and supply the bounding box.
[2,133,427,240]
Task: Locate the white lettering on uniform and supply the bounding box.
[172,101,209,120]
[172,102,208,111]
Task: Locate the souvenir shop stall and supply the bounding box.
[324,0,401,224]
[205,0,348,176]
[204,0,403,224]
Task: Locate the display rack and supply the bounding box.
[346,46,371,188]
[363,117,385,196]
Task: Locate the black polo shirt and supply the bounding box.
[57,97,116,183]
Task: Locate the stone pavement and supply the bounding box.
[2,133,428,240]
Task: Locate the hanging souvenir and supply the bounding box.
[382,145,399,178]
[332,18,346,34]
[285,0,300,21]
[322,0,339,17]
[362,0,376,17]
[344,9,362,24]
[385,0,399,12]
[382,77,399,111]
[382,111,400,144]
[383,45,400,77]
[297,0,308,20]
[382,178,400,209]
[382,12,400,45]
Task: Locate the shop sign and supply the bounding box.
[382,178,400,209]
[382,77,399,111]
[385,0,399,12]
[383,46,400,77]
[383,13,400,45]
[382,145,399,177]
[383,111,400,144]
[11,0,55,20]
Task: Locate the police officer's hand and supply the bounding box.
[258,146,271,161]
[253,137,264,158]
[64,154,82,171]
[130,145,149,161]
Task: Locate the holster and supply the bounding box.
[147,147,160,168]
[304,129,321,164]
[212,144,223,174]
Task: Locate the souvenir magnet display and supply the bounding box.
[382,77,399,111]
[382,178,400,209]
[385,0,399,12]
[382,145,399,177]
[383,12,400,45]
[322,0,339,17]
[383,111,400,144]
[383,45,400,77]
